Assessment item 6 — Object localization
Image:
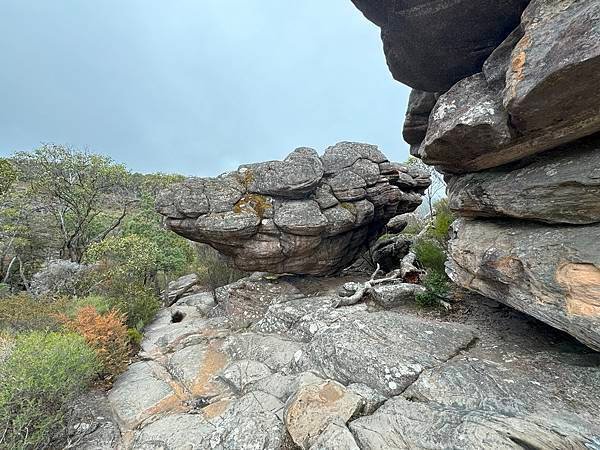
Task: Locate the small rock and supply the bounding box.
[371,283,427,308]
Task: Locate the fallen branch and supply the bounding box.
[334,264,404,307]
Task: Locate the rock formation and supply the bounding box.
[156,142,429,276]
[355,0,600,350]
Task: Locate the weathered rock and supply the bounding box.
[346,383,386,416]
[30,260,90,297]
[223,332,303,372]
[157,142,429,275]
[294,311,476,396]
[308,420,360,450]
[284,380,362,449]
[385,214,408,234]
[418,0,600,172]
[402,89,438,145]
[162,273,199,305]
[371,283,427,308]
[447,135,600,224]
[370,234,411,272]
[218,359,272,394]
[351,0,529,91]
[448,219,600,351]
[172,291,216,315]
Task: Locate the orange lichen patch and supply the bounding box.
[507,34,531,99]
[144,373,189,418]
[557,263,600,317]
[489,256,524,280]
[234,193,271,217]
[318,382,344,403]
[202,398,231,419]
[190,342,229,397]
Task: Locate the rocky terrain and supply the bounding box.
[156,142,429,276]
[74,274,600,449]
[355,0,600,351]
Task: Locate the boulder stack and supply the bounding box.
[354,0,600,350]
[156,142,429,276]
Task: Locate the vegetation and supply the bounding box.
[0,332,99,449]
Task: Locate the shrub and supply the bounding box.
[427,199,455,243]
[113,287,161,331]
[0,293,68,333]
[58,306,129,379]
[0,331,99,449]
[194,244,245,291]
[67,295,113,316]
[413,238,447,274]
[127,327,143,347]
[29,259,91,297]
[415,270,451,308]
[0,283,10,299]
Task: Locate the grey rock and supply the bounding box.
[402,89,438,146]
[418,0,600,172]
[30,260,90,297]
[447,135,600,224]
[131,413,214,449]
[163,273,199,305]
[350,396,600,450]
[173,291,216,315]
[223,332,304,372]
[351,0,529,91]
[385,214,408,234]
[370,235,411,272]
[157,142,428,275]
[295,311,476,396]
[308,420,360,450]
[371,283,427,308]
[284,380,362,449]
[346,383,386,416]
[448,218,600,351]
[218,359,272,394]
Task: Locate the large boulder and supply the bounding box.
[351,0,529,92]
[157,142,429,276]
[447,134,600,224]
[417,0,600,172]
[448,219,600,351]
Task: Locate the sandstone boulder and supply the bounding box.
[157,142,429,275]
[351,0,529,91]
[448,219,600,351]
[447,135,600,224]
[418,0,600,172]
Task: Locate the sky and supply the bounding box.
[0,0,410,176]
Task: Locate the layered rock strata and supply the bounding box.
[356,0,600,350]
[157,142,429,276]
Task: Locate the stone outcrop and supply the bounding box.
[354,0,600,350]
[351,0,530,91]
[157,142,429,276]
[448,219,600,351]
[414,0,600,172]
[100,274,600,449]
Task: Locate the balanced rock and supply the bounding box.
[448,219,600,351]
[417,0,600,172]
[157,142,429,276]
[351,0,529,91]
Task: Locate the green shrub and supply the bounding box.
[413,238,447,274]
[415,270,451,308]
[0,283,10,299]
[0,294,68,333]
[0,331,99,449]
[194,244,245,291]
[116,287,161,331]
[427,199,455,243]
[127,327,143,347]
[65,295,113,317]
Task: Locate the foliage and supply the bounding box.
[58,306,129,379]
[67,295,114,316]
[12,144,134,263]
[427,198,455,243]
[0,158,17,196]
[0,331,99,450]
[29,259,91,297]
[413,238,447,274]
[415,270,451,308]
[194,244,246,291]
[127,327,143,347]
[0,293,68,333]
[85,234,159,286]
[111,287,161,331]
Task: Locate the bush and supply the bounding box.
[58,306,129,379]
[194,244,245,291]
[0,331,99,449]
[415,270,451,308]
[67,295,114,316]
[413,238,447,274]
[0,293,68,333]
[29,260,91,298]
[428,199,455,243]
[113,287,161,331]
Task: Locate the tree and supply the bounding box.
[0,158,17,196]
[407,157,446,219]
[13,144,135,263]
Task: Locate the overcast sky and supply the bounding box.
[0,0,410,176]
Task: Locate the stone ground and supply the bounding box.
[71,274,600,449]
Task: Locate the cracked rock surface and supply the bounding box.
[156,142,430,276]
[80,274,600,449]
